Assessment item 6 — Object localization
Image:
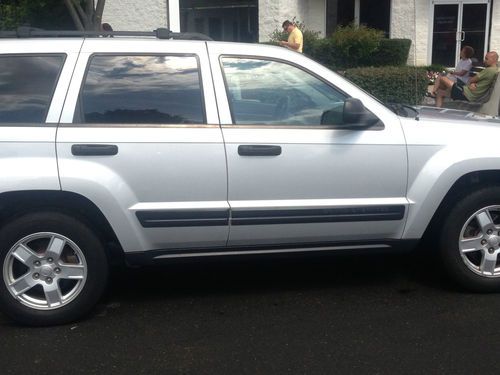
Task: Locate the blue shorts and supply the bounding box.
[451,80,468,101]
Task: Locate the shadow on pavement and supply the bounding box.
[106,247,455,304]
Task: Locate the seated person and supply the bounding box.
[435,51,499,108]
[432,46,474,94]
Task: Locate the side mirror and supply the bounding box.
[321,98,381,128]
[343,98,365,124]
[342,98,380,128]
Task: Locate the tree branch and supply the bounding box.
[86,0,93,17]
[63,0,84,31]
[94,0,106,30]
[71,0,91,29]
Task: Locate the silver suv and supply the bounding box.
[1,28,500,326]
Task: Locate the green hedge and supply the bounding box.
[329,24,384,68]
[345,66,428,105]
[308,37,412,69]
[368,39,411,66]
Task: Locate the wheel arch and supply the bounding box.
[0,190,125,265]
[420,170,500,243]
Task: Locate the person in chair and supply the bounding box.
[434,51,498,108]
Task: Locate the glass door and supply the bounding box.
[431,3,460,67]
[431,1,490,67]
[461,3,488,62]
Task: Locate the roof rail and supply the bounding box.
[0,27,213,41]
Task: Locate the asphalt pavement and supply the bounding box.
[1,250,499,374]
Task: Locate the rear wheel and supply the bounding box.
[440,186,500,291]
[0,211,108,325]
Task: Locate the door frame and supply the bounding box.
[428,0,491,66]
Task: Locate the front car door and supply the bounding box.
[208,43,408,250]
[57,39,228,255]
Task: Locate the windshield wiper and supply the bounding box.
[386,102,419,120]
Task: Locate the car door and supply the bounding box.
[57,39,229,253]
[208,43,409,248]
[0,40,80,196]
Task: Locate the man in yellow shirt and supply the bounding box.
[279,20,303,53]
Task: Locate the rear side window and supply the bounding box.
[78,55,205,124]
[0,55,65,123]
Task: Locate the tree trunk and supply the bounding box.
[64,0,106,31]
[64,0,85,31]
[94,0,106,31]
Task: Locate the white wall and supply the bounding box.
[390,0,430,66]
[259,0,299,42]
[102,0,168,31]
[306,0,326,37]
[258,0,325,42]
[491,0,500,53]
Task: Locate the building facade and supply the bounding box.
[102,0,500,66]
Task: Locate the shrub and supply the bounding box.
[308,37,336,67]
[369,39,412,66]
[329,24,384,69]
[309,37,411,70]
[345,66,428,105]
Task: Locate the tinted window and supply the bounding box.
[0,55,64,123]
[221,57,346,125]
[79,55,205,124]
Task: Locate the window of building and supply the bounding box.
[0,55,64,123]
[221,57,346,126]
[326,0,391,36]
[180,0,258,42]
[78,55,205,124]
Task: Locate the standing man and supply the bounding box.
[279,20,303,53]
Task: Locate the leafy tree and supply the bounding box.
[0,0,35,30]
[0,0,106,31]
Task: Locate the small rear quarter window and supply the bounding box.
[0,55,65,123]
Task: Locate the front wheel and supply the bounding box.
[440,186,500,291]
[0,211,108,325]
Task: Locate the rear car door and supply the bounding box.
[57,39,228,254]
[208,43,408,249]
[0,40,80,196]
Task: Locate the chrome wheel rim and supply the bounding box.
[2,232,87,310]
[459,206,500,278]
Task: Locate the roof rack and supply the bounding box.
[0,27,213,41]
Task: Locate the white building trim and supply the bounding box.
[167,0,180,32]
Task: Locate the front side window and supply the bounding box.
[0,55,64,123]
[221,57,346,125]
[79,55,205,124]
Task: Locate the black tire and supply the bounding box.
[440,186,500,292]
[0,211,108,326]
